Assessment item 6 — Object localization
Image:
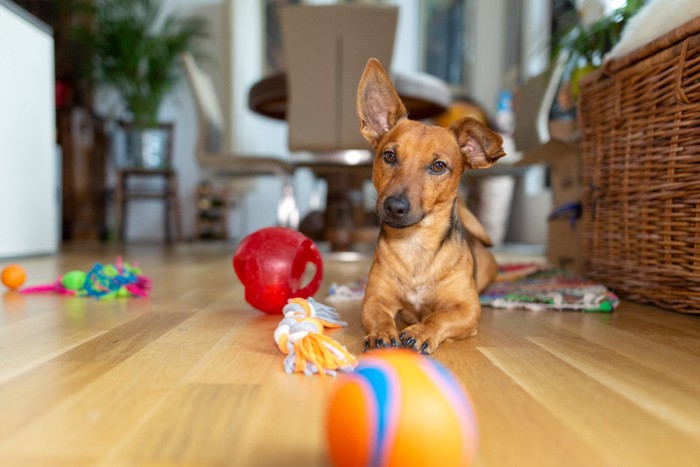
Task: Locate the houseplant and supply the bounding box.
[552,0,644,97]
[75,0,208,167]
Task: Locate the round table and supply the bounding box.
[247,70,452,250]
[248,71,452,121]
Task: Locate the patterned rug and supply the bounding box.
[326,264,619,313]
[480,264,618,312]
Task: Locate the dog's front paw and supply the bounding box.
[363,331,401,352]
[400,325,437,355]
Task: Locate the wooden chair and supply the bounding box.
[279,4,398,251]
[278,5,450,251]
[114,121,183,243]
[180,53,299,229]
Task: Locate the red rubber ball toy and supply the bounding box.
[233,227,323,314]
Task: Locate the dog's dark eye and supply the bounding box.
[382,150,397,165]
[430,161,447,174]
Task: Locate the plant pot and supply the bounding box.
[125,126,170,169]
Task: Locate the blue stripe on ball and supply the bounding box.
[357,362,401,467]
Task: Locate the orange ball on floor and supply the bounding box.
[326,349,478,467]
[1,264,27,290]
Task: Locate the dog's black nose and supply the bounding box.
[384,195,410,219]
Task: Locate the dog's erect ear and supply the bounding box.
[357,58,408,146]
[452,117,506,169]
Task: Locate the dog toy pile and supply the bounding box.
[20,257,152,299]
[274,297,357,376]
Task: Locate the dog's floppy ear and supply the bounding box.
[357,58,408,146]
[452,117,506,169]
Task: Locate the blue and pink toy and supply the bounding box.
[20,257,151,299]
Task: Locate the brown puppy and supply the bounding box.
[357,58,505,354]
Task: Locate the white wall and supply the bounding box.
[390,0,421,73]
[119,0,546,242]
[167,0,420,240]
[117,0,230,242]
[0,4,58,258]
[469,0,552,111]
[0,0,551,247]
[471,0,508,115]
[123,0,315,241]
[522,0,552,79]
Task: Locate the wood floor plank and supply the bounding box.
[0,310,196,459]
[2,244,699,466]
[480,346,700,466]
[0,297,157,384]
[55,309,194,364]
[475,307,551,347]
[603,306,700,355]
[0,294,59,325]
[184,313,280,386]
[536,311,700,387]
[612,302,700,338]
[0,360,115,440]
[0,327,105,385]
[105,383,260,465]
[328,300,367,355]
[0,454,96,466]
[440,349,606,467]
[530,335,700,439]
[0,370,172,461]
[229,374,336,467]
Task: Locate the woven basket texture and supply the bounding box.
[578,17,700,314]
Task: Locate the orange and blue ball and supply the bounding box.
[326,349,478,467]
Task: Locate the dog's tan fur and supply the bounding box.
[357,58,505,354]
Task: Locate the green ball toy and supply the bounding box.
[61,270,87,291]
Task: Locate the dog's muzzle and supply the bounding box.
[380,195,421,228]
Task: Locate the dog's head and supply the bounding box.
[357,58,505,229]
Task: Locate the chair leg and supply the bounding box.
[323,173,354,251]
[116,172,127,241]
[172,174,183,242]
[163,172,183,243]
[221,191,231,240]
[322,172,369,252]
[163,175,172,243]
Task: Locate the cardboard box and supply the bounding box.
[549,118,580,142]
[547,218,583,273]
[517,139,582,207]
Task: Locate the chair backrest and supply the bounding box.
[280,4,398,152]
[180,53,225,156]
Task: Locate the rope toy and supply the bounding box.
[274,297,357,376]
[20,257,152,300]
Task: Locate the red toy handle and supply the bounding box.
[294,239,324,298]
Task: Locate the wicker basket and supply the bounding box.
[578,17,700,314]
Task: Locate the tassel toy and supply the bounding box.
[274,297,357,376]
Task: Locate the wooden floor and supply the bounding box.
[1,242,699,466]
